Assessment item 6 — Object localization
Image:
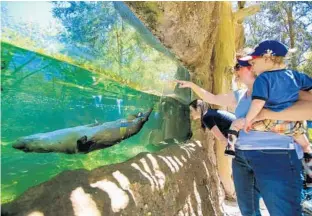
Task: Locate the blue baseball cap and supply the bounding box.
[238,40,289,66]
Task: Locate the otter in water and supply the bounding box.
[13,108,153,154]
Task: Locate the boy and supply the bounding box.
[227,40,312,172]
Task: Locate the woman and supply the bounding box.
[176,62,312,216]
[189,91,312,215]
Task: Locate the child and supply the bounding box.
[227,40,312,169]
[188,99,237,156]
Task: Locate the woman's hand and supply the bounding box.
[174,80,194,89]
[231,118,245,130]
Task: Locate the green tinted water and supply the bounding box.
[1,1,191,204]
[1,42,189,203]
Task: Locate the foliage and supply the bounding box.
[244,2,312,73]
[1,2,183,96]
[51,1,179,92]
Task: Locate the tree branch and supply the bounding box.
[233,5,260,22]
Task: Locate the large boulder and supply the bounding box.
[2,140,224,216]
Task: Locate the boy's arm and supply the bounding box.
[244,99,266,132]
[245,75,269,132]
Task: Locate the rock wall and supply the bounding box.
[124,1,259,200]
[124,1,234,197]
[2,140,224,216]
[124,1,219,89]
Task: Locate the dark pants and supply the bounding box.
[233,149,303,216]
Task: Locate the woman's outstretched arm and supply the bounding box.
[175,80,237,108]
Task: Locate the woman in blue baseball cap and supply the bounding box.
[175,43,312,215]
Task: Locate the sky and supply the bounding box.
[4,1,55,28]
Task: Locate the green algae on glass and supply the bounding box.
[1,42,190,203]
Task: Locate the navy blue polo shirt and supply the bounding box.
[252,69,312,112]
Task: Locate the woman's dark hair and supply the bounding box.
[189,99,210,129]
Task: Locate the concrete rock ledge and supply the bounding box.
[2,140,224,216]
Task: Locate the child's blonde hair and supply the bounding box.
[263,47,296,66]
[268,56,285,65]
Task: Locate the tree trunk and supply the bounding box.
[286,3,297,69]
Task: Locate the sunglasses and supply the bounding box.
[234,64,252,73]
[234,63,241,71]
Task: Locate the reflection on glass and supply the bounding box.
[1,1,191,203]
